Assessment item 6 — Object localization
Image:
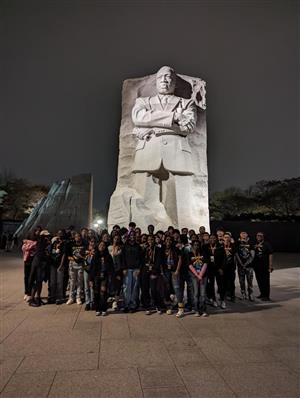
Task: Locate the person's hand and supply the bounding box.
[89,281,94,288]
[123,270,127,276]
[269,266,274,273]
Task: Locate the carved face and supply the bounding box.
[156,66,176,95]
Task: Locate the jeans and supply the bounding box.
[123,269,140,310]
[49,263,65,301]
[190,273,207,313]
[179,271,194,308]
[238,266,254,295]
[69,262,83,300]
[164,270,181,307]
[83,270,94,305]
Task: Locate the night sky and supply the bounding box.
[0,0,298,210]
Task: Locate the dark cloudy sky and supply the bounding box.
[0,0,298,210]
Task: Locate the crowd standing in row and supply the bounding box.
[21,223,273,317]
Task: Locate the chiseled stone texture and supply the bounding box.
[108,69,209,232]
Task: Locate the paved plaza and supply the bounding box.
[0,253,299,398]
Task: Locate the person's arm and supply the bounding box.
[174,100,197,133]
[175,255,182,275]
[199,263,207,280]
[132,97,174,129]
[269,254,273,272]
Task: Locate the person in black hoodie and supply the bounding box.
[141,234,165,314]
[89,241,113,316]
[253,232,273,301]
[28,230,51,307]
[121,231,144,312]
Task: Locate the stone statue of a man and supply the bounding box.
[131,66,198,226]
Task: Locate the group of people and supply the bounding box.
[21,223,273,317]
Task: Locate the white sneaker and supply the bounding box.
[66,298,74,305]
[112,301,118,311]
[194,312,200,317]
[176,309,184,318]
[213,300,218,308]
[101,311,107,316]
[166,309,172,315]
[24,295,28,301]
[221,301,226,309]
[145,310,151,315]
[96,311,101,316]
[76,298,82,305]
[156,308,162,315]
[201,312,209,317]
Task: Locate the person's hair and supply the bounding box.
[120,227,128,235]
[129,222,136,228]
[216,227,225,232]
[113,224,120,230]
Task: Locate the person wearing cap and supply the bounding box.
[27,230,51,307]
[253,232,273,301]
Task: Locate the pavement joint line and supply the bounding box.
[46,370,57,398]
[136,367,146,398]
[0,355,25,395]
[97,317,103,370]
[0,313,29,344]
[178,317,239,398]
[126,314,132,338]
[71,305,82,330]
[162,340,192,398]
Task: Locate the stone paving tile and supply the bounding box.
[218,325,282,348]
[143,386,190,398]
[99,339,173,368]
[194,336,244,364]
[138,366,183,388]
[48,368,143,398]
[128,315,187,340]
[0,312,28,342]
[268,345,300,374]
[1,329,100,357]
[0,371,56,398]
[164,339,211,367]
[16,352,99,373]
[231,347,279,363]
[178,365,236,397]
[217,362,300,398]
[0,356,24,392]
[101,314,130,339]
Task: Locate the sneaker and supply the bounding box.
[66,298,74,305]
[190,309,196,314]
[194,312,201,317]
[76,298,82,305]
[24,295,28,301]
[248,294,254,302]
[201,312,209,317]
[213,300,218,308]
[28,299,39,307]
[220,301,226,309]
[176,309,184,318]
[156,308,162,315]
[56,299,64,305]
[96,311,101,316]
[85,303,90,311]
[145,310,151,315]
[101,311,107,316]
[112,301,118,311]
[166,309,172,315]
